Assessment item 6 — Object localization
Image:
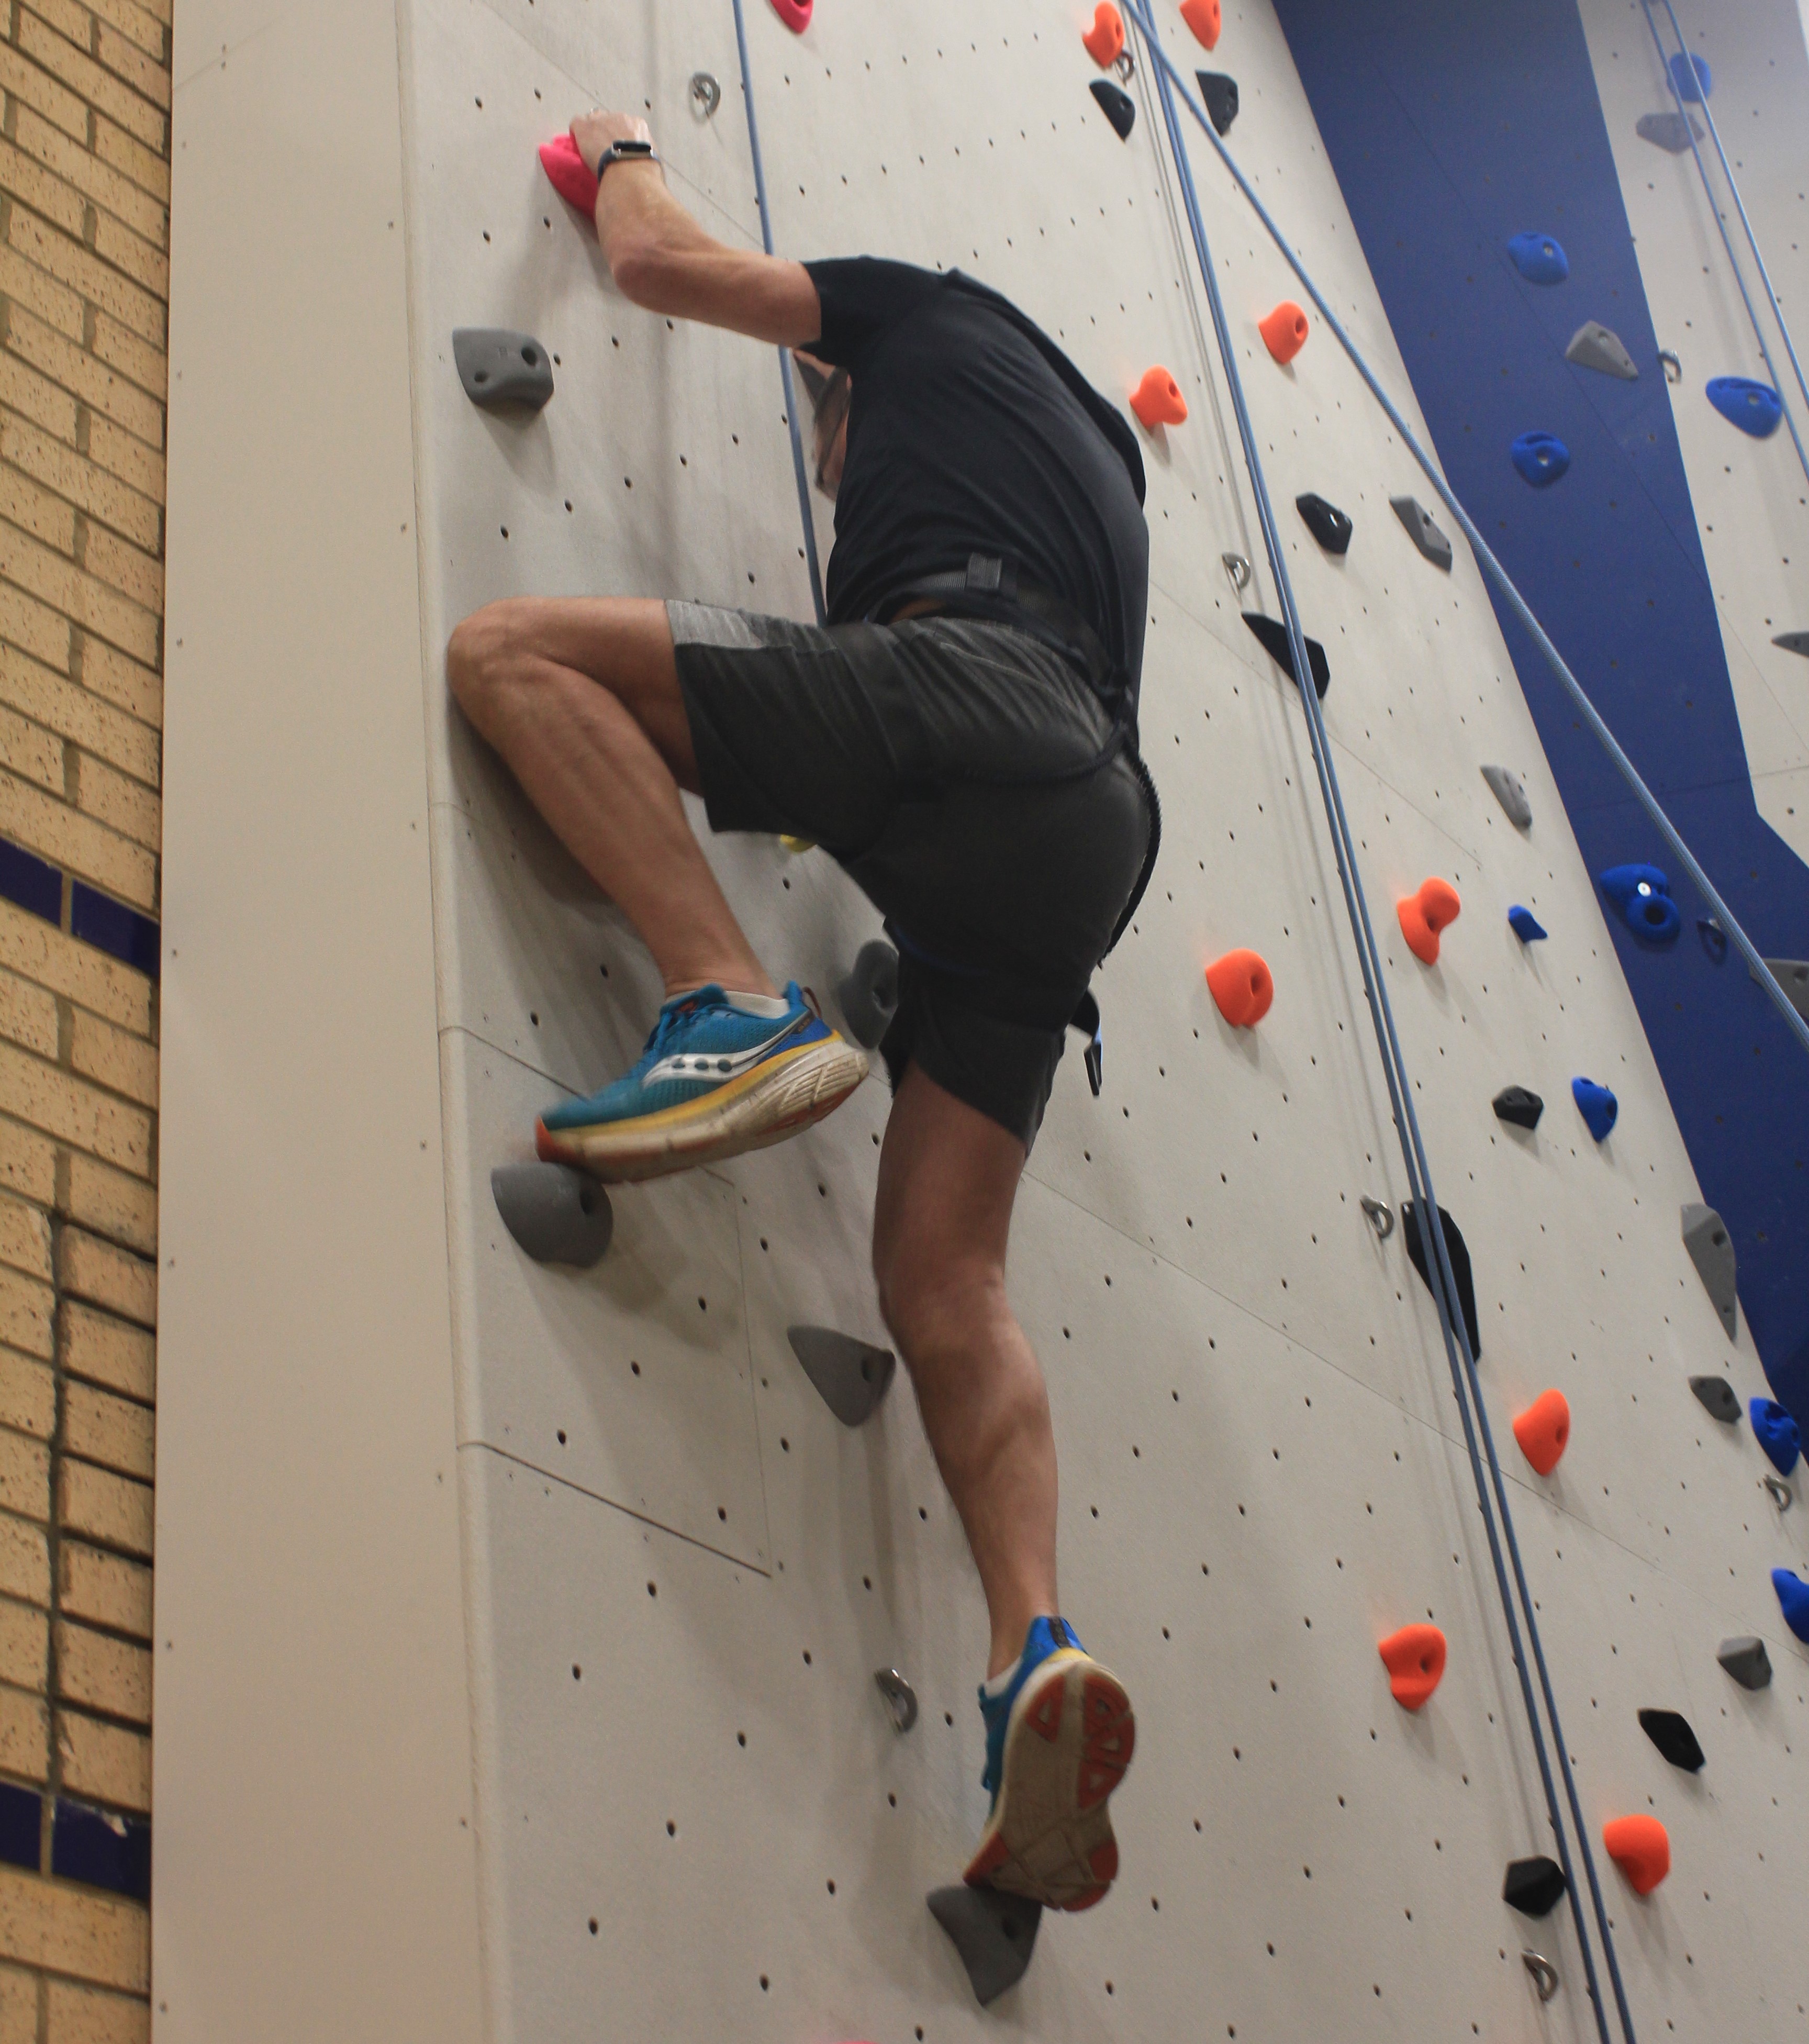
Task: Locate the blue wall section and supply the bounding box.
[1271,0,1809,1413]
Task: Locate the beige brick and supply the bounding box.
[75,524,158,616]
[0,1043,149,1177]
[67,1013,152,1111]
[92,27,165,115]
[88,0,163,61]
[86,119,163,206]
[0,358,78,452]
[127,0,164,26]
[0,45,88,145]
[0,899,147,1037]
[0,132,88,238]
[87,215,162,301]
[5,306,162,462]
[55,1545,144,1640]
[0,1351,53,1443]
[0,1861,145,1990]
[0,698,62,794]
[47,1979,149,2044]
[0,461,76,554]
[86,317,162,411]
[0,1126,53,1213]
[0,767,152,909]
[17,16,165,155]
[77,420,157,507]
[60,1384,146,1482]
[6,214,162,351]
[0,1687,46,1783]
[0,1516,46,1608]
[0,1963,34,2044]
[55,1303,147,1401]
[69,756,154,854]
[54,1622,147,1725]
[0,241,84,345]
[0,1433,46,1524]
[0,1601,45,1692]
[3,413,160,556]
[24,0,96,53]
[0,963,60,1060]
[0,1197,49,1286]
[0,476,157,660]
[11,111,165,251]
[55,1241,150,1336]
[0,639,157,788]
[53,1460,145,1556]
[0,572,71,670]
[59,1158,150,1259]
[0,1271,52,1365]
[54,1710,144,1812]
[70,637,154,730]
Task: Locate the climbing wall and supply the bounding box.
[395,1,1808,2037]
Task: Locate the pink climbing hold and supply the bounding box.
[539,133,598,216]
[770,0,812,30]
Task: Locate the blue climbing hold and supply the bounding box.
[1572,1077,1618,1142]
[1772,1568,1809,1642]
[1707,376,1782,439]
[1668,51,1712,103]
[1751,1398,1802,1477]
[1511,431,1569,487]
[1599,863,1681,946]
[1507,231,1569,285]
[1508,905,1547,943]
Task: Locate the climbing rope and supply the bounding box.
[1639,0,1809,493]
[1126,11,1809,1067]
[1125,10,1640,2038]
[728,0,827,623]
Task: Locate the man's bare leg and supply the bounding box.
[446,595,774,999]
[872,1063,1059,1679]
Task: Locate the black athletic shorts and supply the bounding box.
[668,601,1151,1152]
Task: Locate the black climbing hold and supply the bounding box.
[1638,1707,1705,1772]
[1698,916,1727,962]
[1773,631,1809,658]
[1506,231,1568,285]
[1599,862,1680,945]
[453,328,555,411]
[1492,1085,1544,1131]
[1511,430,1570,487]
[1242,613,1330,698]
[836,939,899,1050]
[1195,70,1238,135]
[1507,905,1547,943]
[1400,1201,1481,1361]
[1502,1856,1566,1918]
[1295,492,1352,554]
[1759,958,1809,1024]
[1390,495,1453,570]
[1708,375,1782,438]
[490,1162,613,1267]
[928,1885,1042,2006]
[1681,1203,1737,1340]
[787,1326,895,1427]
[1688,1374,1741,1424]
[1717,1635,1771,1690]
[1637,109,1702,153]
[1668,50,1711,103]
[1089,79,1135,140]
[1566,321,1639,381]
[1481,765,1532,830]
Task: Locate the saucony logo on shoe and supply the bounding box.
[640,1012,810,1090]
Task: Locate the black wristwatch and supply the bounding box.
[596,139,658,177]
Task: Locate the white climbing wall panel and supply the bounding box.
[395,1,1809,2038]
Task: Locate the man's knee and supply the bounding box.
[445,597,535,730]
[874,1225,1007,1362]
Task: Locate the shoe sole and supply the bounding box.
[535,1036,869,1184]
[963,1650,1135,1912]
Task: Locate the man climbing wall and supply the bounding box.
[446,105,1153,1914]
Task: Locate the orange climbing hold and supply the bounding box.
[1131,366,1188,428]
[1512,1388,1571,1476]
[1259,301,1310,364]
[1378,1623,1446,1711]
[1082,2,1125,67]
[1397,877,1462,964]
[1603,1814,1670,1895]
[1180,0,1221,49]
[1206,949,1274,1027]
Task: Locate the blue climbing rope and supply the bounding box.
[1125,11,1639,2039]
[1125,12,1809,1068]
[1639,0,1809,493]
[728,0,827,623]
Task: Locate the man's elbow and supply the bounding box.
[610,238,677,310]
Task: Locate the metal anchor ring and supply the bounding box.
[1523,1951,1559,2003]
[1360,1194,1395,1240]
[1222,552,1252,593]
[874,1667,918,1733]
[690,71,721,118]
[1763,1473,1792,1512]
[1658,348,1681,383]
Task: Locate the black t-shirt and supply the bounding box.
[802,258,1149,706]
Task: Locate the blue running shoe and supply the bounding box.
[536,982,867,1182]
[964,1616,1135,1912]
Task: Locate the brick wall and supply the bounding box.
[0,0,166,2036]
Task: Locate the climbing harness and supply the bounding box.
[1126,10,1640,2037]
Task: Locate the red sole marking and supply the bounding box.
[1028,1680,1065,1743]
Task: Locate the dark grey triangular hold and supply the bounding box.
[1502,1855,1566,1918]
[1492,1085,1544,1130]
[1774,631,1809,657]
[835,938,899,1049]
[490,1162,612,1267]
[1637,110,1703,153]
[1689,1374,1741,1424]
[1400,1201,1481,1361]
[1638,1706,1705,1771]
[1717,1635,1772,1690]
[1480,764,1532,829]
[1565,320,1640,381]
[1196,71,1240,136]
[1296,492,1353,554]
[928,1885,1042,2005]
[1681,1203,1738,1339]
[453,328,555,410]
[786,1325,895,1427]
[1390,494,1453,570]
[1757,958,1809,1022]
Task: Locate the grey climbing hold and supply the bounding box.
[1637,109,1703,154]
[1638,1707,1705,1772]
[836,938,899,1049]
[1566,321,1639,382]
[453,328,554,411]
[1391,495,1453,570]
[490,1162,612,1267]
[1681,1203,1737,1339]
[1773,631,1809,657]
[1523,1952,1560,2004]
[928,1885,1042,2005]
[874,1668,918,1732]
[1492,1085,1544,1130]
[1757,958,1809,1023]
[1717,1635,1771,1690]
[1688,1374,1741,1423]
[786,1325,895,1427]
[1195,70,1238,135]
[1480,764,1532,830]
